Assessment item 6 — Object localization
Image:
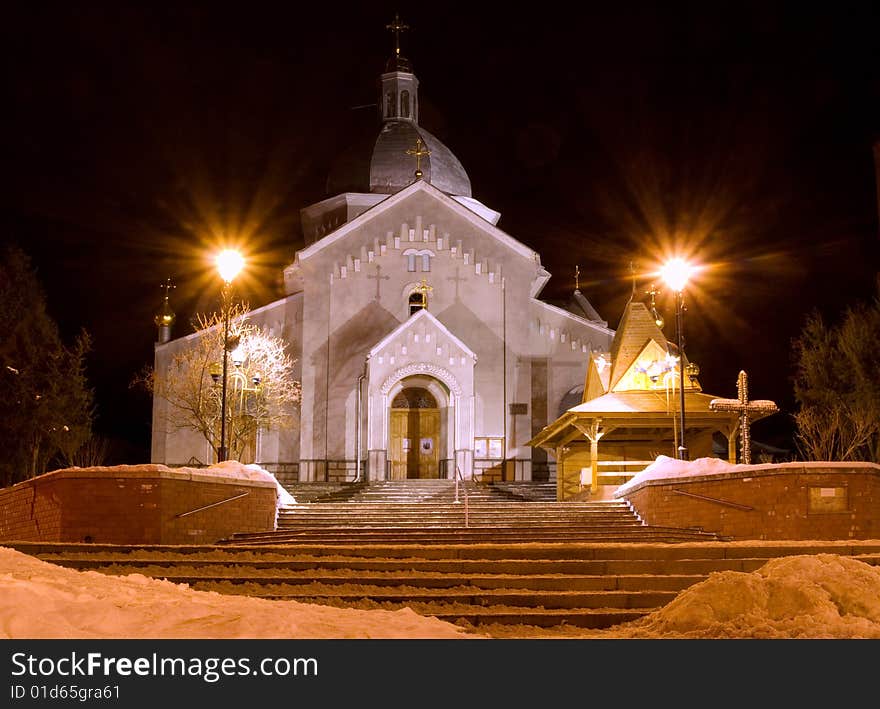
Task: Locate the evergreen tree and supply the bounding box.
[792,292,880,462]
[0,245,95,486]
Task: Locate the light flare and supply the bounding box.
[216,249,245,283]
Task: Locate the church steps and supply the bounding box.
[284,481,562,505]
[12,542,880,632]
[271,499,651,539]
[256,497,720,544]
[39,565,706,592]
[274,521,647,529]
[224,531,724,545]
[22,540,880,559]
[223,589,680,611]
[282,501,633,508]
[277,512,639,521]
[24,550,880,578]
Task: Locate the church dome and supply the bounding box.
[326,30,472,200]
[327,121,472,198]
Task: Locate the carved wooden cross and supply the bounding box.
[406,138,431,178]
[367,264,390,301]
[710,370,778,464]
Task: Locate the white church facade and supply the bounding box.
[151,41,613,483]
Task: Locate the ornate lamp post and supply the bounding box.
[660,257,695,460]
[215,249,245,462]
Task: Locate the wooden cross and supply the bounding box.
[367,264,390,301]
[386,12,409,58]
[709,370,778,464]
[406,137,431,178]
[447,267,465,300]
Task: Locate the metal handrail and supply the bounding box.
[174,491,250,518]
[671,488,754,511]
[453,465,470,528]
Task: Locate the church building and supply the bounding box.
[150,26,614,483]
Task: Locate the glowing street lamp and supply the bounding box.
[216,249,245,462]
[660,257,695,460]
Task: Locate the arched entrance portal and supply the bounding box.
[390,387,440,479]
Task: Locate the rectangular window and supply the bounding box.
[407,254,417,272]
[421,254,431,272]
[474,437,504,459]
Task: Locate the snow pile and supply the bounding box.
[207,461,297,527]
[616,455,758,495]
[0,548,472,639]
[613,554,880,639]
[615,456,876,497]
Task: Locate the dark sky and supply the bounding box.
[4,2,880,462]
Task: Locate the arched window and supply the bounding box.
[403,248,434,273]
[385,91,397,118]
[392,388,437,409]
[400,90,410,118]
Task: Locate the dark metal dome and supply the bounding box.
[326,121,472,198]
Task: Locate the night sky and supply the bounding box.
[5,3,879,463]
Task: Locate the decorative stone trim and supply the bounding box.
[380,363,463,396]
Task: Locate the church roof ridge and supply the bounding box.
[534,300,615,336]
[297,180,538,263]
[607,300,670,391]
[367,307,478,361]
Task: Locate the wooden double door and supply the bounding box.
[389,405,441,480]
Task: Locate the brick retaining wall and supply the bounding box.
[619,463,880,540]
[0,466,278,545]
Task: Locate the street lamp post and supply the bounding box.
[660,257,694,461]
[216,249,245,463]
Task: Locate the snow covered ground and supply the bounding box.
[0,547,468,639]
[3,547,880,639]
[5,459,880,639]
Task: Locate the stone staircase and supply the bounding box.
[282,479,555,504]
[238,501,721,544]
[232,479,723,545]
[10,540,880,633]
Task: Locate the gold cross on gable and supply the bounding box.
[416,278,433,296]
[386,12,409,58]
[575,265,580,291]
[160,277,176,297]
[406,137,431,178]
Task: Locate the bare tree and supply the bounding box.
[793,294,880,462]
[150,304,301,462]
